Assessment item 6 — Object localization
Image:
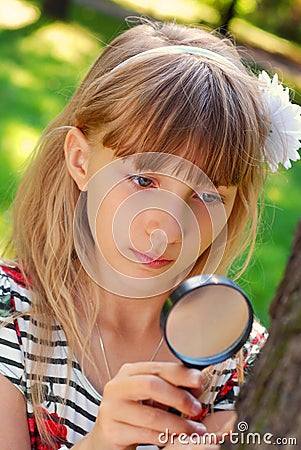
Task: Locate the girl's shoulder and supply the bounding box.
[0,262,32,316]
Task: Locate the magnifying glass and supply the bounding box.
[138,275,253,447]
[160,274,253,370]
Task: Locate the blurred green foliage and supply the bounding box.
[187,0,301,44]
[237,0,301,44]
[0,0,300,328]
[108,0,301,44]
[0,0,124,245]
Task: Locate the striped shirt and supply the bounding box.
[0,264,268,449]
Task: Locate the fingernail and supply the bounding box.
[190,399,202,416]
[194,423,206,436]
[190,370,202,386]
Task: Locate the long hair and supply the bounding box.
[10,19,269,445]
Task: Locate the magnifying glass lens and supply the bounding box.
[166,285,249,359]
[161,275,253,369]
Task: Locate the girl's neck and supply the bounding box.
[90,282,169,338]
[75,284,175,390]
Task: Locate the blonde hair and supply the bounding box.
[9,19,269,445]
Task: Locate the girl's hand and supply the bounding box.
[86,361,206,450]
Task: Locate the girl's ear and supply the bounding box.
[64,127,90,191]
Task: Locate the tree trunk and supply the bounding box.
[43,0,71,20]
[222,219,301,449]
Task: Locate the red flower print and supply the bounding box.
[217,370,237,399]
[189,405,209,422]
[28,409,68,450]
[0,264,32,287]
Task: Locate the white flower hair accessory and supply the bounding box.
[111,46,301,172]
[258,70,301,172]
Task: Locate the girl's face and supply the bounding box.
[81,146,237,295]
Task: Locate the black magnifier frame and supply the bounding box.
[160,274,254,370]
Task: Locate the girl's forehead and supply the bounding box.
[96,127,216,185]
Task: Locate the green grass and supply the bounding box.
[0,1,124,243]
[0,0,300,328]
[240,168,301,326]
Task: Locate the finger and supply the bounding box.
[112,401,206,436]
[142,399,169,411]
[156,432,221,449]
[96,419,165,448]
[171,434,221,449]
[107,375,204,417]
[170,444,220,450]
[118,361,203,389]
[188,385,204,399]
[169,445,220,450]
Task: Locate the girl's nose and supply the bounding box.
[145,211,182,248]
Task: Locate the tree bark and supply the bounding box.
[222,219,301,449]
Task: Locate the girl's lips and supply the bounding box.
[130,249,173,268]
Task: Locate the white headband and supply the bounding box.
[111,45,239,71]
[111,45,301,172]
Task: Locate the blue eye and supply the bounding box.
[130,175,154,188]
[197,192,223,204]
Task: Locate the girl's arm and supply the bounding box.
[0,373,31,449]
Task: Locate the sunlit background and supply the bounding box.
[0,0,301,326]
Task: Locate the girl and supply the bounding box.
[0,18,300,450]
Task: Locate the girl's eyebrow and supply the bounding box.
[122,153,217,190]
